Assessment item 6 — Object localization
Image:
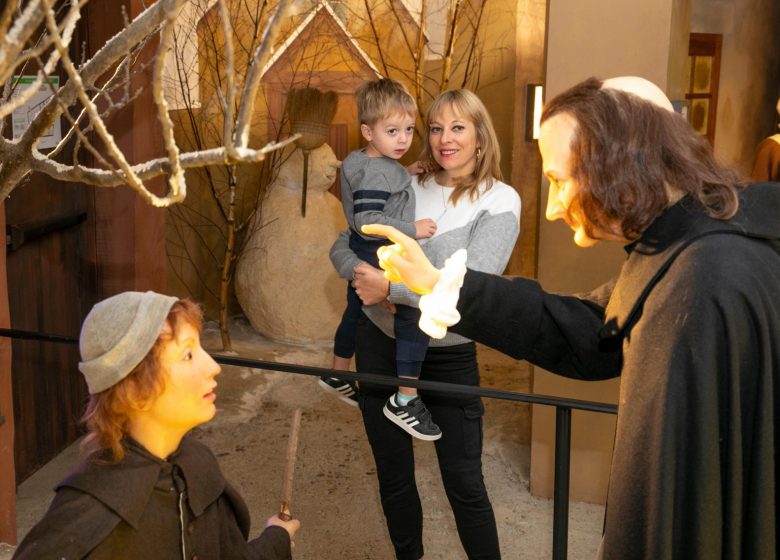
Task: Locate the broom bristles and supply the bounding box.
[287,87,338,130]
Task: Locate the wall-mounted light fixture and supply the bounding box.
[525,83,544,142]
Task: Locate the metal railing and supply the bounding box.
[0,327,617,560]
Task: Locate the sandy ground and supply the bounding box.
[2,318,604,559]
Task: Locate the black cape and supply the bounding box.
[452,183,780,559]
[13,436,291,560]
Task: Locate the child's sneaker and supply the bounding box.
[318,376,359,407]
[383,394,442,441]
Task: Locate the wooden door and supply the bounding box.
[6,179,96,483]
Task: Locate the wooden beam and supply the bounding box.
[0,203,17,545]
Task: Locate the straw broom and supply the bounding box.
[286,88,338,216]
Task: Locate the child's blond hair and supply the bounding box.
[356,78,416,126]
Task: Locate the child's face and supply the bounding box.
[141,320,221,433]
[361,112,416,160]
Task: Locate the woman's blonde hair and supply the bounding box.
[80,299,203,463]
[419,89,502,205]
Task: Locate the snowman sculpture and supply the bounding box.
[235,144,347,344]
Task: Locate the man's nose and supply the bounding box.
[545,182,563,221]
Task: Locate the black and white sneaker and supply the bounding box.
[318,376,359,407]
[383,394,442,441]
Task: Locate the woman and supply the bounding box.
[14,291,299,559]
[330,89,520,560]
[364,77,780,559]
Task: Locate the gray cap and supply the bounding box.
[79,291,178,394]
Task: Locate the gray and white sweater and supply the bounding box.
[340,149,417,242]
[330,174,521,347]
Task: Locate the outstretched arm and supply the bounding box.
[361,224,621,380]
[454,270,621,380]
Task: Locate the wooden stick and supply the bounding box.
[279,408,303,520]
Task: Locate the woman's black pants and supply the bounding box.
[355,315,500,560]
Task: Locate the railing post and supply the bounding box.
[553,406,572,560]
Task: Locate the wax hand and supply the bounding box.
[353,262,392,305]
[360,224,440,294]
[415,218,437,239]
[267,508,301,540]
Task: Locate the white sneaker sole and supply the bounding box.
[383,404,442,441]
[318,378,359,407]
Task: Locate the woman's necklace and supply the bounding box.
[435,183,451,222]
[434,171,452,223]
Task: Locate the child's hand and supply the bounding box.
[415,218,437,239]
[406,160,433,175]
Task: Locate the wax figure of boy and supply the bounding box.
[365,77,780,559]
[320,78,441,441]
[13,292,300,560]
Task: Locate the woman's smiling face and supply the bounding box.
[428,103,479,181]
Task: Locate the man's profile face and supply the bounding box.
[538,113,599,247]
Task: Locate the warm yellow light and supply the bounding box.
[525,83,544,142]
[532,85,543,140]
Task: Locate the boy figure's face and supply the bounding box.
[134,320,221,435]
[361,112,416,160]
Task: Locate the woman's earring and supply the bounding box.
[476,147,482,160]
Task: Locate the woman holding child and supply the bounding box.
[330,89,520,559]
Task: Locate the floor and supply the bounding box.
[1,317,605,559]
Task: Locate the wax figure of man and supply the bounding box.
[14,292,300,559]
[751,96,780,182]
[364,77,780,559]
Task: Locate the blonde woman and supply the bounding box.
[330,89,520,560]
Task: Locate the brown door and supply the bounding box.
[6,179,97,483]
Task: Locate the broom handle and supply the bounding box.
[279,408,303,521]
[301,150,310,217]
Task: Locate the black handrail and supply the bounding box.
[0,327,618,558]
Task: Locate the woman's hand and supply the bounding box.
[353,263,391,305]
[361,224,440,294]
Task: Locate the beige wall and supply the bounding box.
[692,0,780,172]
[532,0,692,503]
[508,0,547,279]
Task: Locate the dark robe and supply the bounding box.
[13,436,291,560]
[452,183,780,559]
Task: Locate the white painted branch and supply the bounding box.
[29,135,300,204]
[0,0,47,86]
[0,0,83,120]
[218,0,238,159]
[235,0,299,148]
[41,0,152,200]
[153,0,187,202]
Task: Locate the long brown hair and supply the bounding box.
[541,77,747,241]
[419,89,503,205]
[80,299,203,463]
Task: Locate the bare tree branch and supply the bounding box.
[0,0,303,208]
[29,134,300,188]
[234,0,298,148]
[440,0,463,91]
